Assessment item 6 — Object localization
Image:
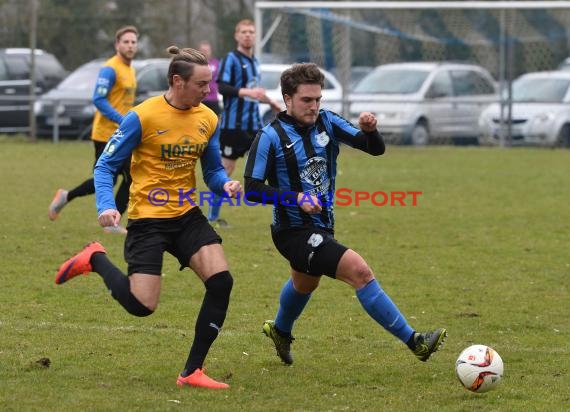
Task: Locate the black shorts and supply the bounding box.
[220,129,257,160]
[271,226,348,277]
[124,207,222,275]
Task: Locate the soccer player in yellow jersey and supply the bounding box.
[48,26,138,233]
[55,46,242,389]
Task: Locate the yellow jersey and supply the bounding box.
[91,55,136,142]
[94,95,229,219]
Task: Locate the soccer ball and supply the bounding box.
[455,344,503,393]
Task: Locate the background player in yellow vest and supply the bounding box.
[54,46,241,389]
[48,26,138,234]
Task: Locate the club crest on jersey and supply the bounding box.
[300,156,328,186]
[307,233,324,248]
[315,131,329,147]
[198,120,209,137]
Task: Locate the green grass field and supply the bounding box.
[0,138,568,411]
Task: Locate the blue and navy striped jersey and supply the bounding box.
[245,110,369,230]
[217,50,262,131]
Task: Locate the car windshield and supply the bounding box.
[56,64,101,91]
[353,68,430,94]
[511,77,570,103]
[37,54,66,79]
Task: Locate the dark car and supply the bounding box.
[0,48,67,133]
[34,58,170,139]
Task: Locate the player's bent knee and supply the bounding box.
[126,299,154,317]
[205,270,233,298]
[340,261,374,288]
[131,305,154,317]
[118,290,155,317]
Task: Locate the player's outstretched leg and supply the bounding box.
[55,242,106,284]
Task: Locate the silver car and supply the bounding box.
[478,71,570,147]
[349,62,498,145]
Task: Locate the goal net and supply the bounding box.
[256,1,570,84]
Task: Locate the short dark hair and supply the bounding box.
[280,63,324,97]
[115,25,138,43]
[165,45,209,86]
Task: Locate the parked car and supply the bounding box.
[258,63,343,125]
[330,65,374,91]
[557,57,570,71]
[34,58,170,139]
[0,48,67,133]
[478,71,570,147]
[348,62,498,145]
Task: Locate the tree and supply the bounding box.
[0,0,258,70]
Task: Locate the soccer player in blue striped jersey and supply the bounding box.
[207,19,281,227]
[244,63,447,367]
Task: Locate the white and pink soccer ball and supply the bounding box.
[456,344,504,393]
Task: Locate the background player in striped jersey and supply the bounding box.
[207,18,281,227]
[244,62,447,368]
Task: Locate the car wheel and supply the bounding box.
[410,120,429,146]
[556,124,570,148]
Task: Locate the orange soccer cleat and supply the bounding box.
[55,242,106,285]
[176,368,229,389]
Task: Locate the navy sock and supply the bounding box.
[356,279,414,343]
[90,253,153,317]
[183,271,233,376]
[274,278,312,335]
[67,178,95,202]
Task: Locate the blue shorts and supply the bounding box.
[124,207,221,275]
[271,226,348,277]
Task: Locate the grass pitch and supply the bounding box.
[0,139,568,411]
